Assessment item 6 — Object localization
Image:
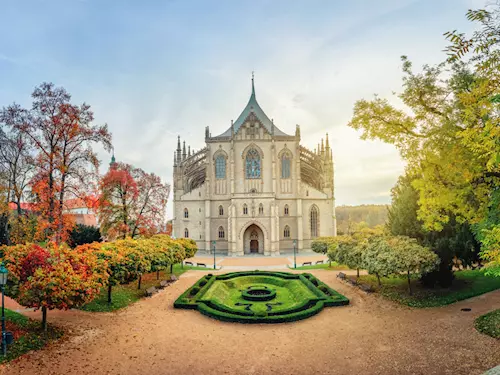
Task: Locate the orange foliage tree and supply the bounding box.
[98,162,170,240]
[2,242,108,330]
[1,83,112,244]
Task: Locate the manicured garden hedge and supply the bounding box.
[174,270,349,323]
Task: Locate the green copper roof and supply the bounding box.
[216,77,289,137]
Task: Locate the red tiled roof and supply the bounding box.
[64,197,99,210]
[8,202,37,211]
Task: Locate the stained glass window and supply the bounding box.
[281,153,291,179]
[246,148,261,179]
[243,204,248,215]
[310,205,319,238]
[184,228,189,238]
[284,205,289,215]
[259,204,264,215]
[219,205,224,216]
[215,155,226,179]
[218,226,225,239]
[184,208,189,218]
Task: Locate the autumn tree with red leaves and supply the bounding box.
[1,83,112,244]
[98,162,170,240]
[2,243,107,330]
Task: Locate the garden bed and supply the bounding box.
[81,264,209,312]
[174,271,349,323]
[355,270,500,308]
[0,309,63,363]
[475,309,500,339]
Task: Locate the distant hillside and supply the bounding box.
[336,204,389,234]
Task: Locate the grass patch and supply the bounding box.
[1,309,63,363]
[81,264,210,312]
[475,309,500,339]
[290,262,349,270]
[356,270,500,308]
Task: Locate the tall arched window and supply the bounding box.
[215,155,226,179]
[284,225,290,238]
[245,148,261,179]
[310,205,319,238]
[184,228,189,238]
[184,208,189,218]
[219,205,224,216]
[284,204,289,216]
[243,204,248,215]
[218,226,225,239]
[281,153,291,179]
[259,203,264,215]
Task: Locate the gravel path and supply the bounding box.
[1,269,499,375]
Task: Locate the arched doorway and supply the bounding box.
[243,224,264,254]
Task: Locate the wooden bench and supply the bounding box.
[359,284,374,293]
[337,272,347,280]
[197,263,206,267]
[185,261,193,266]
[159,280,169,289]
[302,262,312,266]
[145,287,157,297]
[315,260,323,264]
[346,278,358,286]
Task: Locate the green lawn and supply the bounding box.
[1,309,63,363]
[475,309,500,339]
[81,264,210,312]
[356,270,500,308]
[290,262,349,271]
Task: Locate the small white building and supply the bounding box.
[173,78,336,256]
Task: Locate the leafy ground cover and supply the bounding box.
[356,270,500,308]
[0,309,63,363]
[290,262,349,270]
[475,309,500,339]
[81,264,209,312]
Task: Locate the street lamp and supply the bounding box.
[0,263,8,356]
[212,240,216,270]
[293,240,297,269]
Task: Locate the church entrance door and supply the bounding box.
[250,239,258,253]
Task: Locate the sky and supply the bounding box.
[0,0,486,219]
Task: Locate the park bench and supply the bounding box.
[346,277,358,286]
[359,284,374,293]
[315,260,323,264]
[302,262,312,266]
[145,287,157,297]
[159,280,169,289]
[197,263,206,267]
[185,261,193,266]
[337,272,347,280]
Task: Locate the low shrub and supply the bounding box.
[199,280,207,287]
[190,287,200,296]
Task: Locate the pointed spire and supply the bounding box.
[188,146,191,157]
[109,148,117,169]
[321,138,325,156]
[325,133,330,149]
[177,136,181,151]
[251,71,255,99]
[317,143,320,155]
[174,151,177,167]
[182,141,186,160]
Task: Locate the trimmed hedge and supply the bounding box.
[173,271,349,323]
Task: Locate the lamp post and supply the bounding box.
[0,263,8,357]
[212,240,216,270]
[293,240,297,269]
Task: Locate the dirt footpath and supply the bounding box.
[2,269,499,375]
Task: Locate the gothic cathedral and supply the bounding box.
[173,78,336,256]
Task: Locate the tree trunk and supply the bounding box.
[170,264,173,274]
[376,273,381,286]
[137,274,142,290]
[42,306,48,332]
[407,270,412,296]
[156,270,160,280]
[107,284,113,304]
[357,268,360,278]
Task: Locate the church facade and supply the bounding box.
[172,78,336,256]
